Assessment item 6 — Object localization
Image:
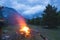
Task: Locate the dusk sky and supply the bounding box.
[0,0,60,18]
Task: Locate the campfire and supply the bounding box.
[19,26,31,37]
[15,16,31,37]
[15,15,47,40]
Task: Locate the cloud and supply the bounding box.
[23,5,45,15]
[0,0,60,18]
[0,0,51,18]
[9,0,47,15]
[11,1,31,11]
[10,1,45,17]
[27,0,50,5]
[0,0,6,6]
[0,0,49,12]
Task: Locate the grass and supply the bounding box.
[2,25,60,40]
[28,25,60,40]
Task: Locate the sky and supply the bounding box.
[0,0,60,18]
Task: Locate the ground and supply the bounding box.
[2,25,60,40]
[28,25,60,40]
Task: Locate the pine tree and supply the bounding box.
[42,4,57,28]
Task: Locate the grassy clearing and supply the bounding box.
[28,25,60,40]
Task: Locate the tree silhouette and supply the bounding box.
[57,11,60,26]
[34,17,41,25]
[28,16,41,25]
[42,4,57,28]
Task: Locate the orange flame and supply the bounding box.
[20,26,30,37]
[15,15,30,37]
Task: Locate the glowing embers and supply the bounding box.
[20,26,31,37]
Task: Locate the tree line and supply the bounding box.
[27,4,60,29]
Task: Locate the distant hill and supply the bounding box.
[2,7,22,26]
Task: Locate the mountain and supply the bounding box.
[2,6,43,26]
[2,6,22,25]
